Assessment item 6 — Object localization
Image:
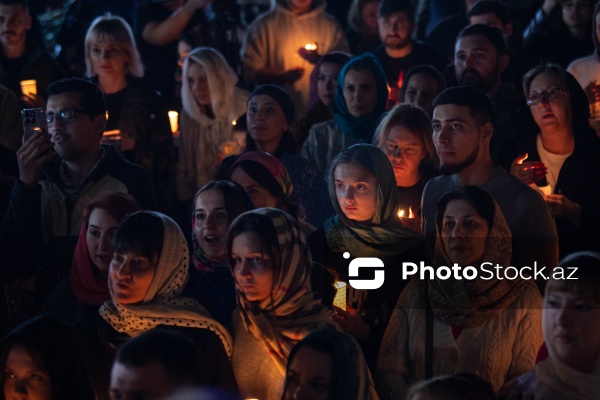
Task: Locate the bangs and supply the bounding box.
[546,279,600,304]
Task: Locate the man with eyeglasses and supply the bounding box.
[523,0,594,68]
[453,23,536,171]
[1,77,155,311]
[421,86,559,291]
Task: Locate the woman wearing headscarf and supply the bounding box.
[301,53,389,179]
[177,47,248,203]
[229,151,315,236]
[511,63,600,256]
[499,251,600,400]
[308,144,430,371]
[245,84,330,226]
[376,186,543,400]
[94,211,236,396]
[227,208,337,400]
[282,329,379,400]
[183,180,253,330]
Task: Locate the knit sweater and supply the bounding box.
[375,279,543,400]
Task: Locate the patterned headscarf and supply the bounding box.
[426,192,534,328]
[228,208,336,374]
[325,144,428,264]
[232,151,294,199]
[333,53,389,141]
[100,212,233,357]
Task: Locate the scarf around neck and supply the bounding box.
[235,208,336,374]
[325,144,428,264]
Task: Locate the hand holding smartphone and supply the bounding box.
[21,108,48,141]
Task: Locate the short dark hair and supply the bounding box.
[47,77,106,118]
[433,86,496,127]
[378,0,415,21]
[193,180,252,223]
[435,186,496,234]
[115,329,201,386]
[467,0,511,25]
[112,211,164,264]
[457,23,508,56]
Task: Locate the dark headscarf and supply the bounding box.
[0,314,95,400]
[333,53,389,141]
[249,84,295,124]
[325,144,427,264]
[284,329,378,400]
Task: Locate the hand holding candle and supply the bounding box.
[298,42,320,64]
[20,80,37,96]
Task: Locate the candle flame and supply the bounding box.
[398,209,405,218]
[409,206,415,218]
[304,43,317,51]
[232,119,237,126]
[168,111,179,134]
[398,207,415,218]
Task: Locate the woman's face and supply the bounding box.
[334,162,378,223]
[543,290,600,372]
[283,347,332,400]
[381,126,425,186]
[230,166,278,208]
[3,345,52,400]
[441,199,490,266]
[343,68,378,118]
[231,231,275,303]
[89,39,128,79]
[402,73,439,117]
[317,62,342,107]
[247,94,289,149]
[187,62,211,106]
[528,71,571,133]
[86,208,120,273]
[194,189,229,259]
[109,250,157,305]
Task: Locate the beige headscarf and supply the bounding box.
[232,208,337,374]
[100,212,233,357]
[534,312,600,399]
[425,195,535,328]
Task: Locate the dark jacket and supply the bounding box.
[1,145,155,300]
[0,38,66,103]
[104,76,175,212]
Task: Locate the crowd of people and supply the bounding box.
[1,0,599,399]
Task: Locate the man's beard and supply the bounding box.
[438,141,479,175]
[458,68,499,94]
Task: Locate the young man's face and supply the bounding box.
[432,103,489,175]
[454,34,505,95]
[110,361,176,400]
[0,4,31,48]
[378,12,414,51]
[46,92,104,162]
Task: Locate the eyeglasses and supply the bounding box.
[526,87,566,106]
[46,109,86,124]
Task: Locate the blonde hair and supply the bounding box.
[181,47,239,121]
[84,14,144,78]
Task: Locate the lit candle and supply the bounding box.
[20,79,37,96]
[168,111,179,136]
[333,281,347,310]
[399,207,420,233]
[538,185,552,197]
[304,43,317,51]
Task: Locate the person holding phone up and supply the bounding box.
[0,77,155,324]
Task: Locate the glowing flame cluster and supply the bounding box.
[304,43,318,51]
[398,207,415,218]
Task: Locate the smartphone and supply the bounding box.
[21,108,47,141]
